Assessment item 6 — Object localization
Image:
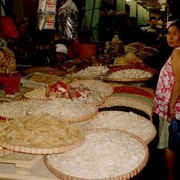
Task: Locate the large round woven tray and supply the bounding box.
[69,79,113,106]
[104,76,153,82]
[113,85,154,100]
[0,114,86,155]
[23,88,106,106]
[77,111,156,144]
[100,96,153,121]
[0,98,98,123]
[105,63,157,82]
[22,87,49,100]
[68,79,113,99]
[72,65,109,79]
[44,128,149,180]
[23,66,67,76]
[0,137,84,155]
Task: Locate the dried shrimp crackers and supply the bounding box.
[69,79,113,99]
[107,69,152,79]
[0,113,85,154]
[74,65,109,77]
[77,111,156,144]
[26,73,60,85]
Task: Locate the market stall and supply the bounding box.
[0,61,158,179]
[0,1,162,178]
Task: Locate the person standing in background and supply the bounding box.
[153,20,180,180]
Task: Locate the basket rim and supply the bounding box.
[1,134,85,155]
[68,79,114,98]
[113,85,154,98]
[0,98,99,123]
[44,128,149,180]
[94,111,156,144]
[101,96,153,118]
[104,76,153,82]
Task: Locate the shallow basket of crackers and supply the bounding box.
[22,79,111,106]
[22,66,67,76]
[21,72,62,88]
[67,79,113,106]
[0,97,99,123]
[77,108,156,144]
[104,63,158,82]
[104,69,154,82]
[44,128,149,180]
[0,113,86,154]
[69,65,109,80]
[100,96,153,121]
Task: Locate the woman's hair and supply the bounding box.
[169,19,180,30]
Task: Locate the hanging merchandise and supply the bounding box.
[37,13,56,30]
[37,0,57,30]
[38,0,57,13]
[57,0,79,41]
[103,35,125,64]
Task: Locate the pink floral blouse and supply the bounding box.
[153,47,180,119]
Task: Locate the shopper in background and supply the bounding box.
[153,19,180,180]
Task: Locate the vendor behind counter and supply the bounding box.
[54,43,81,73]
[55,43,68,66]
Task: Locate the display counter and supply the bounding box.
[0,69,156,180]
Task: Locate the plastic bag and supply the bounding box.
[37,13,56,30]
[57,0,78,41]
[38,0,57,13]
[37,0,56,30]
[168,118,180,152]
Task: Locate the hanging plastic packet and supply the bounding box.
[57,0,78,41]
[37,13,56,30]
[38,0,46,12]
[45,0,57,12]
[38,0,57,13]
[37,0,56,30]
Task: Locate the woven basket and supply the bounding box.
[17,97,99,123]
[0,98,99,123]
[104,76,153,82]
[1,136,85,155]
[0,114,86,155]
[44,128,149,180]
[113,85,154,99]
[77,111,156,144]
[68,79,113,98]
[22,66,67,76]
[62,110,98,123]
[100,96,153,121]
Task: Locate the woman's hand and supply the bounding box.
[167,106,175,122]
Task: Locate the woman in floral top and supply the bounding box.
[154,20,180,180]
